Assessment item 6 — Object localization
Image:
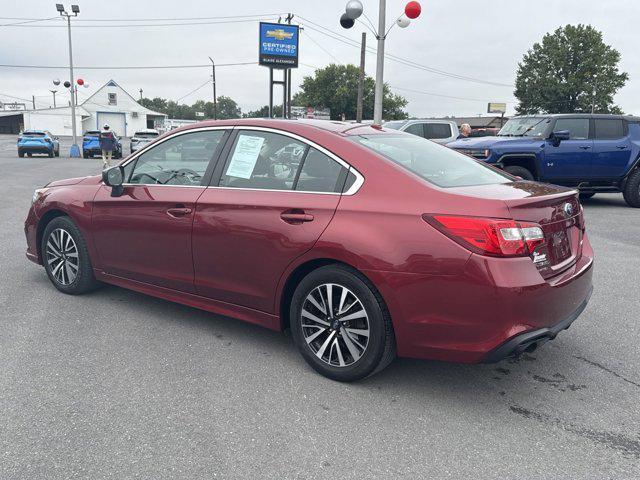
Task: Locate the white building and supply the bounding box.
[0,79,166,137]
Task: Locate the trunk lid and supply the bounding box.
[450,181,584,278]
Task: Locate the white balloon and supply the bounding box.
[83,83,90,88]
[345,0,363,20]
[396,14,411,28]
[53,78,61,86]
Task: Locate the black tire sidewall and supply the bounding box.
[41,216,97,295]
[504,165,535,181]
[290,265,387,382]
[623,169,640,207]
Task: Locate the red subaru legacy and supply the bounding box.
[25,119,593,381]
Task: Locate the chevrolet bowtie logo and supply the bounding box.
[266,28,294,41]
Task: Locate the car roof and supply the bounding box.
[513,113,640,121]
[167,118,399,137]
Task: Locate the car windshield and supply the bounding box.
[134,132,159,138]
[497,117,550,137]
[353,134,511,188]
[382,121,405,130]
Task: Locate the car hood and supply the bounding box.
[46,175,102,188]
[447,136,543,149]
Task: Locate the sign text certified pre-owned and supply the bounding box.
[259,22,299,68]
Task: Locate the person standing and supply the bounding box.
[457,123,472,139]
[99,124,116,168]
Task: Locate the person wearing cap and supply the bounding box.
[99,124,116,168]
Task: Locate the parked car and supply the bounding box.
[25,119,593,381]
[17,130,59,158]
[82,130,122,159]
[130,128,160,154]
[383,119,459,144]
[447,114,640,207]
[470,127,500,137]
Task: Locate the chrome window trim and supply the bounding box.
[117,124,365,195]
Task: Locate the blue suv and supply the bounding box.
[447,114,640,207]
[17,130,60,158]
[82,130,123,159]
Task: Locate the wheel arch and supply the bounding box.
[36,209,70,262]
[497,154,540,179]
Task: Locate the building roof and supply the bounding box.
[0,106,90,117]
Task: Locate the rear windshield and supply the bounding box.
[134,132,159,138]
[84,132,100,137]
[353,134,511,188]
[23,132,46,137]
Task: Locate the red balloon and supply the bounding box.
[76,78,84,86]
[405,1,421,19]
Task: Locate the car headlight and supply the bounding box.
[32,188,48,205]
[456,149,490,159]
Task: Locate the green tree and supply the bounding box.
[514,24,628,114]
[293,64,408,121]
[243,105,283,118]
[140,96,241,120]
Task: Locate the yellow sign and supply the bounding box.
[266,29,294,41]
[487,102,507,114]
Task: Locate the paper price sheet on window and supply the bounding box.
[226,135,265,179]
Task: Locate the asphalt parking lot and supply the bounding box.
[1,134,639,479]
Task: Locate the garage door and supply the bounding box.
[96,112,127,137]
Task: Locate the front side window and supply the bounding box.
[553,118,589,140]
[353,134,511,188]
[594,119,624,139]
[127,130,224,185]
[219,131,307,191]
[424,123,453,139]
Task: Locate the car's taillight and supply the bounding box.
[423,215,545,258]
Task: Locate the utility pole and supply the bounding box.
[57,4,80,157]
[285,13,294,119]
[591,76,598,114]
[373,0,386,125]
[356,32,366,123]
[139,88,143,101]
[209,57,217,120]
[50,90,57,108]
[32,95,36,110]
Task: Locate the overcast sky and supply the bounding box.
[1,0,639,118]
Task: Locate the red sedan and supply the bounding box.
[25,119,593,381]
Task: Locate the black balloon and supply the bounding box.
[340,13,355,29]
[63,81,71,88]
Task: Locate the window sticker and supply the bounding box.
[226,135,265,179]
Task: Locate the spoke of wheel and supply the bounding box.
[315,330,336,360]
[66,251,78,258]
[50,231,61,251]
[302,309,330,327]
[344,327,370,338]
[305,327,326,344]
[63,230,72,251]
[333,338,346,366]
[65,263,75,283]
[339,305,367,322]
[306,291,326,315]
[343,328,366,351]
[46,240,60,256]
[338,287,349,315]
[341,328,361,362]
[326,284,334,316]
[51,259,64,278]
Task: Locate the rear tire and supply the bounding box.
[504,165,535,181]
[41,216,101,295]
[18,150,24,158]
[579,192,595,201]
[48,150,54,158]
[55,150,60,157]
[623,169,640,208]
[27,153,32,157]
[290,264,396,382]
[83,152,89,159]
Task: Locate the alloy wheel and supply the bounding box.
[45,228,79,285]
[301,283,370,367]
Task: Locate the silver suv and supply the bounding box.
[130,129,160,154]
[384,119,459,144]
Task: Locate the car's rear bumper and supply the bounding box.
[364,234,594,363]
[19,145,53,153]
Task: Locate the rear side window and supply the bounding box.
[594,119,624,139]
[353,134,511,188]
[423,123,453,139]
[403,123,424,137]
[553,118,589,139]
[295,148,344,193]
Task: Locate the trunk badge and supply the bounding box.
[563,202,574,217]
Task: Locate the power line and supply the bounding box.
[0,16,59,27]
[301,30,343,65]
[0,17,277,28]
[0,61,258,70]
[176,79,212,103]
[0,13,281,22]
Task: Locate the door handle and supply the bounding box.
[166,207,192,217]
[616,146,628,149]
[280,211,314,224]
[579,145,591,150]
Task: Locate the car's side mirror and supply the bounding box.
[550,130,570,147]
[102,165,125,197]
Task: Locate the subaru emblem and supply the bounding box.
[563,202,574,217]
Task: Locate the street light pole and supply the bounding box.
[57,4,80,157]
[209,57,217,120]
[50,90,57,108]
[373,0,386,125]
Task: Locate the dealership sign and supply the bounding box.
[259,22,299,68]
[487,102,507,114]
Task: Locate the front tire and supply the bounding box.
[579,192,595,201]
[41,216,100,295]
[504,165,535,181]
[623,169,640,208]
[290,265,395,382]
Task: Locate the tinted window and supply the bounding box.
[127,130,224,185]
[424,123,452,139]
[353,134,511,188]
[404,123,424,137]
[554,119,589,139]
[383,121,405,130]
[594,119,624,139]
[219,131,307,191]
[295,148,344,193]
